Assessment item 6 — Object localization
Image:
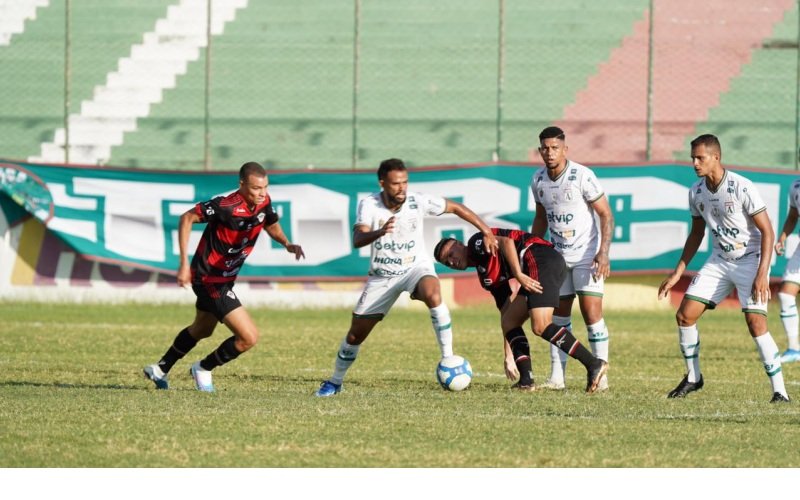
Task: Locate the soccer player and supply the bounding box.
[773,177,800,363]
[433,228,609,393]
[658,134,790,403]
[530,126,614,391]
[143,162,305,392]
[314,158,499,397]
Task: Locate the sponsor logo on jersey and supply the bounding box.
[257,213,265,223]
[373,256,403,265]
[223,269,240,277]
[711,205,719,217]
[547,212,574,224]
[711,225,740,238]
[374,240,416,251]
[725,202,734,214]
[235,207,247,214]
[205,207,215,216]
[564,190,573,201]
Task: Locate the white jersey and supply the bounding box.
[356,191,446,277]
[531,160,604,264]
[789,178,800,212]
[689,169,766,262]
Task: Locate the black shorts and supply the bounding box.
[192,282,242,322]
[519,245,567,309]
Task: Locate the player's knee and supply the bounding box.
[675,309,695,327]
[236,329,259,351]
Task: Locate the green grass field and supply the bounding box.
[1,301,798,467]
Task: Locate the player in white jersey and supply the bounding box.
[315,158,499,397]
[658,134,789,403]
[530,126,614,391]
[773,177,800,362]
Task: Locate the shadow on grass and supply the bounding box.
[1,380,150,391]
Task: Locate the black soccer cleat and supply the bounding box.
[770,392,790,403]
[585,359,609,394]
[512,381,538,392]
[667,374,704,398]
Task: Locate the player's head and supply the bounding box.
[537,126,568,170]
[378,158,409,207]
[434,237,471,270]
[238,161,268,206]
[690,134,722,178]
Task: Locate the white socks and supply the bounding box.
[753,333,788,398]
[587,319,609,362]
[678,325,702,383]
[330,338,361,385]
[778,292,800,351]
[548,315,571,382]
[430,303,454,358]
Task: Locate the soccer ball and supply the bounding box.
[436,355,473,391]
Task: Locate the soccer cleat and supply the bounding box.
[596,374,609,392]
[143,364,169,390]
[512,381,538,392]
[770,392,791,403]
[779,348,800,363]
[539,378,566,391]
[315,380,342,397]
[667,374,704,398]
[585,360,609,394]
[189,361,214,392]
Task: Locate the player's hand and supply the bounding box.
[381,216,396,235]
[176,262,191,288]
[482,232,499,256]
[775,239,786,256]
[751,274,771,304]
[504,356,519,381]
[516,274,543,294]
[286,243,305,260]
[592,251,611,281]
[657,272,680,300]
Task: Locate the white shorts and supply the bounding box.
[353,263,438,319]
[685,254,768,313]
[781,246,800,286]
[559,262,604,298]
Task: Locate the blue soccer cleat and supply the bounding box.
[189,361,215,392]
[315,380,342,397]
[779,349,800,363]
[143,364,169,390]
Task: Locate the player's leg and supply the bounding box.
[188,283,249,392]
[412,272,454,358]
[143,287,218,389]
[500,295,536,389]
[574,266,609,390]
[316,277,396,397]
[544,279,574,389]
[735,263,790,402]
[668,259,732,398]
[779,248,800,361]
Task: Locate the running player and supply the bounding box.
[773,177,800,362]
[143,162,305,392]
[314,158,499,397]
[658,134,789,403]
[433,228,609,393]
[530,126,614,391]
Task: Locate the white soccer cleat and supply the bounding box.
[540,378,566,390]
[596,374,609,392]
[189,361,214,392]
[143,364,169,390]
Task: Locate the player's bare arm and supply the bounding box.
[531,202,548,237]
[658,216,706,300]
[775,206,798,256]
[498,236,543,294]
[176,209,202,287]
[752,210,774,304]
[445,199,499,255]
[265,222,305,260]
[352,218,395,248]
[591,195,614,280]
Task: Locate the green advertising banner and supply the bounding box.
[1,160,798,279]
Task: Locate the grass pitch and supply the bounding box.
[1,301,798,467]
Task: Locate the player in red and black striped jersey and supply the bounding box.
[143,162,305,392]
[434,228,608,393]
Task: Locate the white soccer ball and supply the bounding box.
[436,355,473,391]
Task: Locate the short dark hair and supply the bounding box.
[433,237,457,263]
[690,134,721,155]
[539,126,566,142]
[378,158,407,180]
[239,162,266,182]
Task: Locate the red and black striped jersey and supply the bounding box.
[467,227,552,292]
[190,190,279,284]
